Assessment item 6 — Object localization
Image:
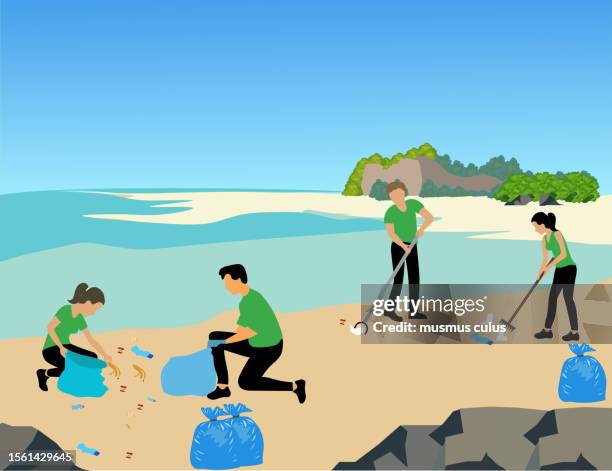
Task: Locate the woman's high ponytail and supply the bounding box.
[531,212,558,231]
[68,283,105,304]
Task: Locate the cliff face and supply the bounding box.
[361,157,502,196]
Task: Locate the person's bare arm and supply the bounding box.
[385,224,410,253]
[83,329,111,361]
[47,317,66,355]
[417,207,434,237]
[225,326,256,344]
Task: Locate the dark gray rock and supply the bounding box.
[0,423,83,470]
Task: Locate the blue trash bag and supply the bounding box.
[558,343,607,403]
[57,351,108,398]
[190,407,238,470]
[223,403,264,467]
[161,347,216,397]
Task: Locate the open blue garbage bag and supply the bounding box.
[161,347,216,397]
[57,351,108,398]
[558,343,606,403]
[224,403,263,467]
[190,407,238,470]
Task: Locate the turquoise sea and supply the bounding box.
[1,190,611,339]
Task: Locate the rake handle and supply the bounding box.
[506,258,555,324]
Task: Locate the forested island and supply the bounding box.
[342,143,600,204]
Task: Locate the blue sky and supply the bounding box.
[1,0,611,193]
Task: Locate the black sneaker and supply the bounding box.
[294,379,306,404]
[207,386,231,400]
[383,310,403,322]
[36,369,48,392]
[410,312,428,319]
[534,329,553,339]
[562,331,580,342]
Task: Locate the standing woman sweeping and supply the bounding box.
[36,283,112,391]
[531,212,580,341]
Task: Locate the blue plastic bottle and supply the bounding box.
[131,346,154,359]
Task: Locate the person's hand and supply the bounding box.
[208,339,226,349]
[402,244,412,254]
[537,266,549,280]
[59,346,68,357]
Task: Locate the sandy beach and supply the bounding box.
[85,193,612,245]
[2,304,611,470]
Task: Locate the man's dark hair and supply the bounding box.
[219,264,248,283]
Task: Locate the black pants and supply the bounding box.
[545,265,578,331]
[208,331,293,391]
[42,344,97,377]
[388,242,420,313]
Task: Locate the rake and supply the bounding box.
[355,235,420,332]
[498,258,554,340]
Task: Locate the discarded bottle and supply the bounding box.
[147,396,156,403]
[131,346,154,359]
[71,403,85,410]
[77,443,100,456]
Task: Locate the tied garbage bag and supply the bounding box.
[190,407,238,470]
[558,343,607,403]
[161,347,216,397]
[224,403,263,467]
[57,351,108,398]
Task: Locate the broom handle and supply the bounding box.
[507,258,555,324]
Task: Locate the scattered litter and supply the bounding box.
[77,443,100,456]
[120,385,128,393]
[147,396,156,403]
[58,352,108,398]
[107,362,121,379]
[339,319,346,326]
[137,403,144,411]
[71,403,85,411]
[350,322,367,336]
[117,346,125,354]
[559,343,607,403]
[132,364,146,381]
[471,333,494,346]
[190,405,263,469]
[126,424,131,430]
[125,452,133,459]
[131,346,154,359]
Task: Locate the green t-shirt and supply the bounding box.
[43,305,88,350]
[384,199,424,242]
[545,232,576,268]
[238,289,283,348]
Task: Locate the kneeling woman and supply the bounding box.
[37,283,112,391]
[531,212,579,341]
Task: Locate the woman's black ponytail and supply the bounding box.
[531,212,558,231]
[68,283,105,304]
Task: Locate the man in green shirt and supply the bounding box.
[383,181,434,321]
[207,264,306,404]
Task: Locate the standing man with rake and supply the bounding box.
[383,181,434,321]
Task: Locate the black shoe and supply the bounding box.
[383,310,403,322]
[409,312,428,319]
[534,329,553,339]
[207,386,231,400]
[562,331,580,342]
[37,369,48,392]
[294,379,306,404]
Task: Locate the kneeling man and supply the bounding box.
[207,264,306,404]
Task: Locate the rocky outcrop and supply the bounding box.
[0,423,82,470]
[334,407,612,470]
[361,157,502,196]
